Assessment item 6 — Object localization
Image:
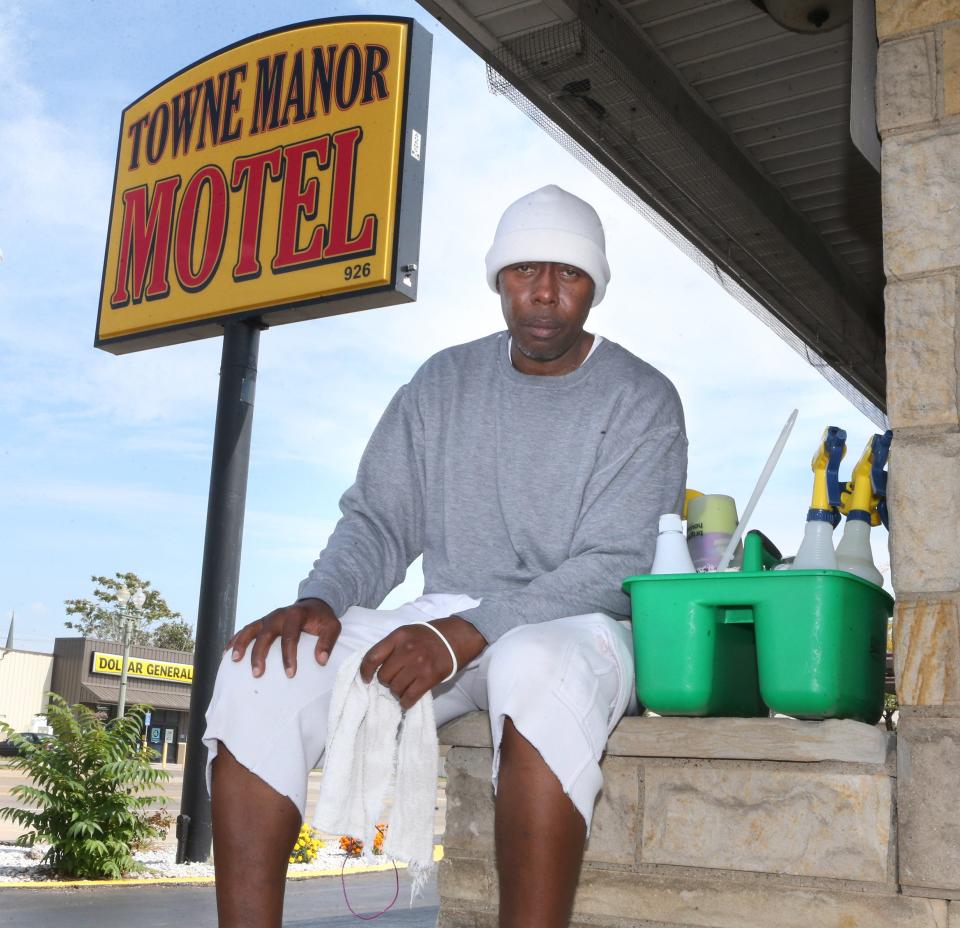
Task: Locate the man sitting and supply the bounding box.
[205,184,687,928]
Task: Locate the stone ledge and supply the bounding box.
[441,732,897,887]
[439,712,889,765]
[439,857,949,928]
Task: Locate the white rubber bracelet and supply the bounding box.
[415,621,459,684]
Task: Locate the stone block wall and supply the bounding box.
[877,0,960,900]
[438,713,949,928]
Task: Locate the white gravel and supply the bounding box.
[0,841,391,883]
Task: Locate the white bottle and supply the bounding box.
[835,515,883,585]
[791,516,837,570]
[651,513,696,574]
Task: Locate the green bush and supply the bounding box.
[0,695,170,879]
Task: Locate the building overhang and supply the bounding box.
[417,0,885,422]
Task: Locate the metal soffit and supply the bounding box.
[417,0,886,423]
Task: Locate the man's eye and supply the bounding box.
[561,267,580,278]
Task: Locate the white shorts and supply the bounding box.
[203,593,637,830]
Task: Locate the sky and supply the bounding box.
[0,0,890,654]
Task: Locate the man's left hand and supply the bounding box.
[360,616,487,710]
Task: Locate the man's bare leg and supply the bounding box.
[495,717,586,928]
[211,742,300,928]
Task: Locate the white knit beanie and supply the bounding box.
[485,185,611,306]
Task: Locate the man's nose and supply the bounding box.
[532,265,558,304]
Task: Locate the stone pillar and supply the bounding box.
[876,0,960,899]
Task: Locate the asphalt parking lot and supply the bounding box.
[1,759,446,927]
[0,869,440,927]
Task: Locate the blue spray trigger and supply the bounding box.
[871,430,892,497]
[824,426,847,510]
[872,430,892,529]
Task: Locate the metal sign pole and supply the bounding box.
[178,319,262,863]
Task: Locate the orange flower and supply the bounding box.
[339,835,363,857]
[339,824,388,857]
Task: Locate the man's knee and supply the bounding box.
[485,620,623,765]
[486,622,611,704]
[485,624,563,691]
[203,640,338,811]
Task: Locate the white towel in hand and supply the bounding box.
[312,650,438,896]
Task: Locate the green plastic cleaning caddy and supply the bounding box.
[622,530,893,723]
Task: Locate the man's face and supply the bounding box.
[498,261,595,376]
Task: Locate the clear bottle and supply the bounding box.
[651,513,696,574]
[835,513,883,585]
[791,513,838,570]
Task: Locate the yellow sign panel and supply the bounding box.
[96,18,431,353]
[92,651,194,685]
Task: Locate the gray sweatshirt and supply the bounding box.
[298,331,687,643]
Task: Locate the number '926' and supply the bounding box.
[344,263,372,280]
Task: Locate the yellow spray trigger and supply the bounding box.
[839,437,882,525]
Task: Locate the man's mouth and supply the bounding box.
[521,322,561,339]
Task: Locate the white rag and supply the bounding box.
[312,650,439,897]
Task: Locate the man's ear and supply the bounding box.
[495,269,503,293]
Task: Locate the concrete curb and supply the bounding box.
[0,845,444,889]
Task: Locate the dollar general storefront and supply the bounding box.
[51,637,193,760]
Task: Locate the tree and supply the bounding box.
[151,619,196,651]
[64,572,195,650]
[0,696,169,879]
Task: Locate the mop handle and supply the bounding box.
[716,409,799,572]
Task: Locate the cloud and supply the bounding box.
[0,9,113,244]
[6,478,203,517]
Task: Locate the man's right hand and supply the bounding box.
[226,598,341,679]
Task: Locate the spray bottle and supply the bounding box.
[651,513,696,574]
[836,431,892,585]
[791,426,846,570]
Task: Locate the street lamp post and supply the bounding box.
[116,586,146,719]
